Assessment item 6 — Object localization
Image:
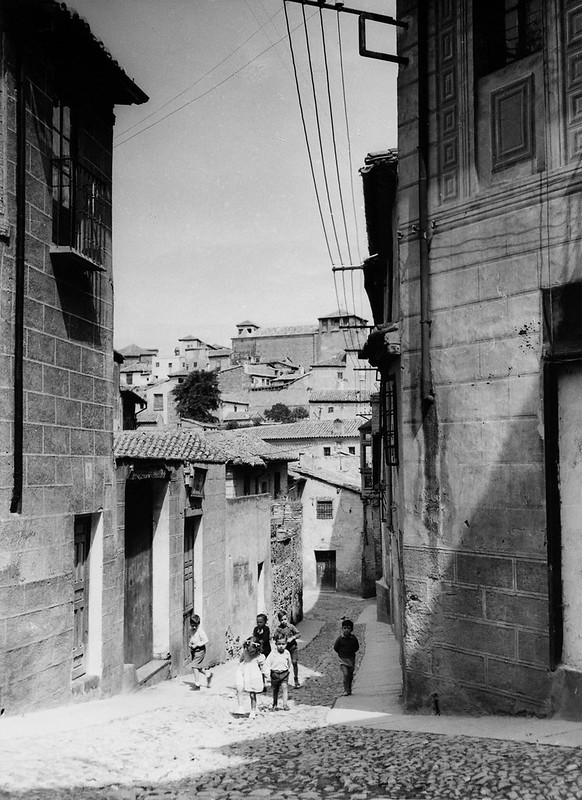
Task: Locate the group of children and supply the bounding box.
[235,611,300,717]
[189,611,360,718]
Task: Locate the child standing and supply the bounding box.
[263,636,292,711]
[273,610,301,688]
[253,613,271,692]
[333,618,359,696]
[235,636,266,719]
[189,614,213,690]
[252,613,271,658]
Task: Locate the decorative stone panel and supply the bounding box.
[436,0,460,202]
[491,76,535,171]
[564,0,582,160]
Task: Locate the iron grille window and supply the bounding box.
[51,103,111,269]
[382,375,398,467]
[316,500,333,519]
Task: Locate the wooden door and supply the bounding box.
[73,516,91,679]
[124,480,153,667]
[315,550,337,590]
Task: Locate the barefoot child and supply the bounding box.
[235,636,266,719]
[333,618,359,696]
[273,610,301,688]
[263,635,292,710]
[189,614,213,690]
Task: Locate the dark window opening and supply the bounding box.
[153,393,163,411]
[51,103,111,270]
[473,0,542,78]
[382,376,399,467]
[323,446,331,457]
[316,499,333,519]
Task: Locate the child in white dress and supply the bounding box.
[235,636,265,719]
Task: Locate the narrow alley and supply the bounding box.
[2,593,582,800]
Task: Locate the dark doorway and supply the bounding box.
[183,515,200,656]
[124,480,153,667]
[315,550,337,591]
[73,515,91,679]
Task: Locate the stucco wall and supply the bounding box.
[300,480,363,595]
[224,494,272,650]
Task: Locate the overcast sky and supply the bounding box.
[67,0,398,355]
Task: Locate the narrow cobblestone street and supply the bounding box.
[2,596,582,800]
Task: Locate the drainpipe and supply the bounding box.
[10,47,26,513]
[418,5,433,406]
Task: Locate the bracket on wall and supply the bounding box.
[285,0,409,65]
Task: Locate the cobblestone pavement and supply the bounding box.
[2,594,582,799]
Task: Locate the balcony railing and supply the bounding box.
[51,158,111,271]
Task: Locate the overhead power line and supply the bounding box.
[114,9,316,149]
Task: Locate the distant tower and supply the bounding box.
[236,320,260,336]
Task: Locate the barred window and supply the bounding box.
[316,500,333,519]
[382,375,398,467]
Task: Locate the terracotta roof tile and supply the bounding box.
[114,430,225,463]
[309,390,371,403]
[251,420,361,440]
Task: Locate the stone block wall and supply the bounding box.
[395,0,559,715]
[271,499,303,624]
[0,29,117,714]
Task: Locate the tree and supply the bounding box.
[172,370,221,422]
[264,403,308,424]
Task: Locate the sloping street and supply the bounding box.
[1,594,582,800]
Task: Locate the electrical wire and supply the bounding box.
[113,12,282,142]
[336,10,364,337]
[317,5,357,356]
[299,2,344,265]
[114,11,313,149]
[282,0,334,265]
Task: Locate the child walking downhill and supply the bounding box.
[235,636,266,719]
[273,610,301,688]
[189,614,213,690]
[333,618,359,696]
[263,636,292,711]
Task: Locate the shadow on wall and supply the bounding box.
[402,375,551,716]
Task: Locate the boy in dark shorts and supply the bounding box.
[263,636,292,710]
[273,610,300,688]
[333,618,359,696]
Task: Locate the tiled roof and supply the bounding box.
[168,368,190,377]
[252,420,361,440]
[253,325,318,338]
[209,349,232,357]
[120,363,151,373]
[311,352,346,368]
[206,430,298,464]
[290,460,361,493]
[118,344,156,357]
[223,411,252,421]
[30,2,148,105]
[319,309,350,318]
[222,394,250,406]
[309,390,371,403]
[135,410,162,424]
[114,430,225,463]
[236,320,259,327]
[246,365,277,377]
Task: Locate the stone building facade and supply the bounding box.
[361,0,582,717]
[231,312,369,372]
[0,1,147,714]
